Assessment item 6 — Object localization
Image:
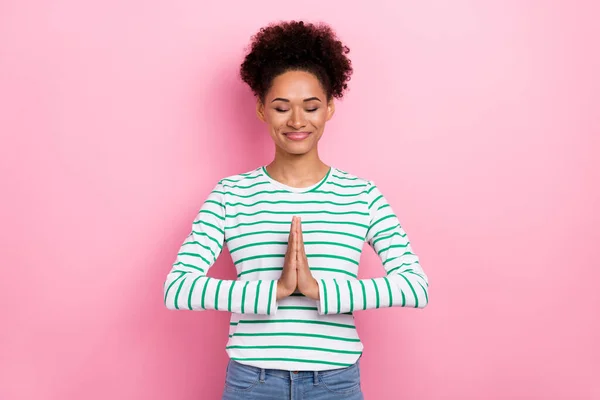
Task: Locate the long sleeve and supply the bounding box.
[317,181,429,314]
[163,180,278,315]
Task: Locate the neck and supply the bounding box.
[266,147,330,186]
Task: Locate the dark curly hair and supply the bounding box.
[240,20,353,103]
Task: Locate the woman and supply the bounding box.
[163,20,429,400]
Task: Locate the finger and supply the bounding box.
[286,218,294,258]
[291,229,296,261]
[297,217,305,257]
[287,219,292,246]
[294,217,300,260]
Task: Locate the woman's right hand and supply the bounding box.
[277,216,299,300]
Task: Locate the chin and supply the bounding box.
[279,143,315,156]
[286,147,314,155]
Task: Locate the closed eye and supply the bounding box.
[275,108,319,113]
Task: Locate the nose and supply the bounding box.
[287,111,306,129]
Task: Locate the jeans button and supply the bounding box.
[293,371,298,374]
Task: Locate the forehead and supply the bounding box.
[267,70,326,100]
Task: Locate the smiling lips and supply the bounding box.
[284,131,311,141]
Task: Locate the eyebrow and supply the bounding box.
[271,97,322,103]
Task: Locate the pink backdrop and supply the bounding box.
[1,1,599,399]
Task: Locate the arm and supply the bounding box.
[163,180,278,315]
[316,181,429,315]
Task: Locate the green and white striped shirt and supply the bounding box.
[163,165,429,371]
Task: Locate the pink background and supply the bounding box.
[1,1,599,399]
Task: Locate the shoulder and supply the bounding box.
[205,168,264,205]
[330,167,389,209]
[215,167,264,188]
[330,166,374,190]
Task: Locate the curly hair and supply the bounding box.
[240,20,353,102]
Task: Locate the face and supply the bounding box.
[256,70,335,156]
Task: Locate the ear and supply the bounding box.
[326,98,335,121]
[256,99,266,122]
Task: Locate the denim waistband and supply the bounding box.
[230,359,358,384]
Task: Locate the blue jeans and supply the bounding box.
[221,359,364,400]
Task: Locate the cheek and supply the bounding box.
[266,113,286,129]
[308,111,327,126]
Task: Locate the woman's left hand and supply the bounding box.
[296,217,320,300]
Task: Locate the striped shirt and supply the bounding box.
[163,165,429,371]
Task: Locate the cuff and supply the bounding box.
[265,279,278,316]
[316,278,329,315]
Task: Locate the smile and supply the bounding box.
[283,132,311,141]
